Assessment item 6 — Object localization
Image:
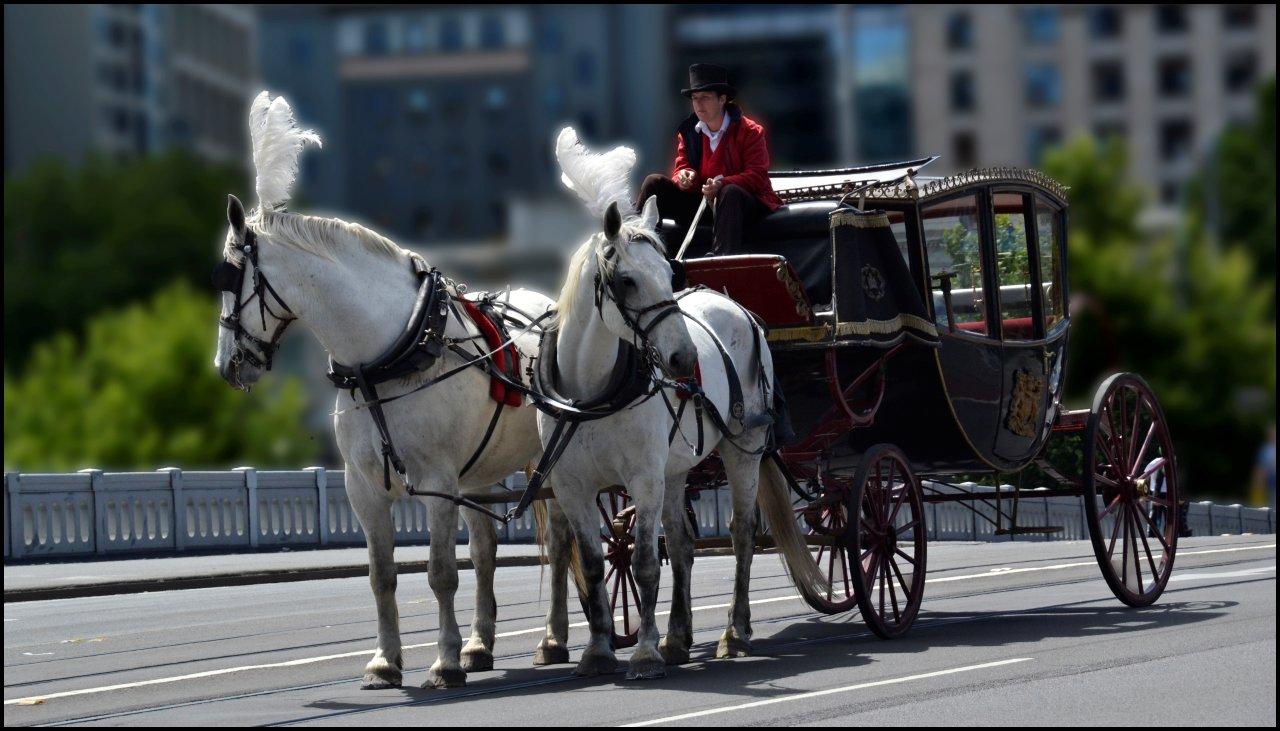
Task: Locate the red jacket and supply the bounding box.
[672,104,782,212]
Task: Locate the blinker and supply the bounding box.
[211,260,242,292]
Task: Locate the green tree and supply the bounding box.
[3,151,245,369]
[1042,135,1275,500]
[4,282,316,472]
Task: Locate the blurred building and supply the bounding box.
[257,5,669,243]
[912,5,1276,217]
[3,5,257,172]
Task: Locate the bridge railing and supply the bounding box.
[5,470,1273,560]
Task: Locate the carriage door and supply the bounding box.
[991,189,1054,463]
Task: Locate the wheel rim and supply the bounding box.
[1085,375,1179,606]
[796,483,859,613]
[598,490,640,648]
[848,446,926,638]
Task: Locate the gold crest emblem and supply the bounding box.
[1006,369,1045,438]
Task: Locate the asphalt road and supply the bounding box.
[4,535,1274,726]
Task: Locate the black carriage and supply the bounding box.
[632,161,1184,640]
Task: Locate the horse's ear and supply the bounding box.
[639,195,659,231]
[227,194,246,235]
[603,201,621,240]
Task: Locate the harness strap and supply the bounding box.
[459,399,504,478]
[506,415,580,522]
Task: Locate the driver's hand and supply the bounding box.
[701,177,723,199]
[676,169,696,191]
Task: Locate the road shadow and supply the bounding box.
[288,597,1235,724]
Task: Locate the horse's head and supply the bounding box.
[212,194,295,390]
[214,91,319,390]
[590,197,697,378]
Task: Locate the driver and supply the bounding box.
[635,63,781,256]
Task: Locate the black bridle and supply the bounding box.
[212,228,295,372]
[592,236,684,372]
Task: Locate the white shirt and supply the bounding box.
[695,113,731,154]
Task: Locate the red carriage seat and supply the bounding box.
[955,317,1035,339]
[681,255,814,327]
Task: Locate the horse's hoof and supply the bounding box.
[423,666,467,689]
[461,648,494,672]
[659,638,691,665]
[573,650,618,677]
[716,635,752,659]
[626,657,667,681]
[533,640,571,666]
[360,674,401,690]
[361,657,402,689]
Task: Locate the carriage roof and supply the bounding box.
[771,159,1069,207]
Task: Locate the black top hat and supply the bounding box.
[681,63,736,99]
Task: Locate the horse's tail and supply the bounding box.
[756,457,829,603]
[531,490,589,602]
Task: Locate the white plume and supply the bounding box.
[555,127,636,219]
[249,91,321,212]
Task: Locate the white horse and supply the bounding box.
[212,92,574,689]
[542,129,825,679]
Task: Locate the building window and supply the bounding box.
[405,20,428,53]
[486,150,509,176]
[1091,61,1125,103]
[407,89,431,115]
[1222,5,1256,29]
[1157,57,1191,97]
[485,86,508,109]
[1025,63,1061,108]
[1022,7,1060,44]
[1155,5,1188,34]
[1159,181,1182,205]
[952,131,976,169]
[363,19,389,56]
[1026,126,1061,164]
[480,15,505,49]
[1224,52,1257,93]
[949,71,975,112]
[440,17,463,51]
[1088,6,1123,39]
[1159,119,1193,161]
[946,12,972,51]
[1093,121,1127,142]
[289,35,311,65]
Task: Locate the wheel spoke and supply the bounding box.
[886,558,901,623]
[1125,392,1142,472]
[1128,504,1144,593]
[1134,502,1173,557]
[1120,503,1132,590]
[1136,457,1168,480]
[894,546,919,569]
[895,519,921,536]
[1130,422,1158,479]
[1105,498,1124,563]
[890,555,912,604]
[1097,493,1123,522]
[1134,505,1162,585]
[886,475,910,527]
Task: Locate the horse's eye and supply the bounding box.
[620,277,637,289]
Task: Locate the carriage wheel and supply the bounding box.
[598,490,640,649]
[795,482,859,614]
[1083,373,1179,607]
[846,444,927,639]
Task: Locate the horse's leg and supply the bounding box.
[423,480,467,688]
[717,443,762,658]
[626,475,667,680]
[346,473,403,689]
[460,508,497,673]
[534,500,573,665]
[559,488,618,677]
[659,473,695,665]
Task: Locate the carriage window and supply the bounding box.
[886,209,910,265]
[921,194,987,335]
[1035,197,1065,331]
[992,192,1035,340]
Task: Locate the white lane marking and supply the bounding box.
[622,657,1033,726]
[1170,565,1274,582]
[5,543,1271,706]
[927,543,1275,584]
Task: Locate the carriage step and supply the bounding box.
[994,526,1065,535]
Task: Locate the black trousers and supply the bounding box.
[636,174,769,255]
